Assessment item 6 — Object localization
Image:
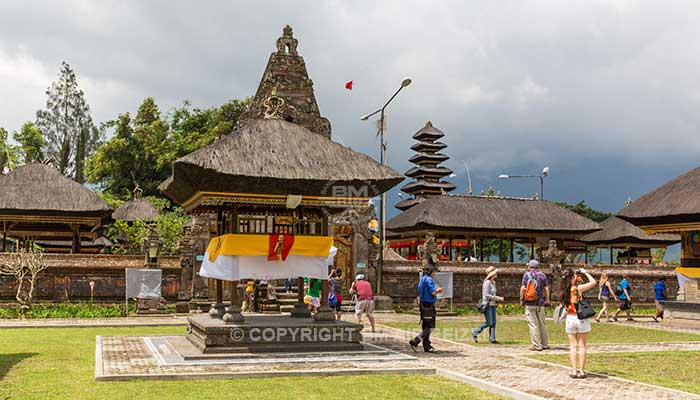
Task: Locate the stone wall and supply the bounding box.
[382,260,678,308]
[0,254,181,302]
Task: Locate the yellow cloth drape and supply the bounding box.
[206,234,333,262]
[675,267,700,279]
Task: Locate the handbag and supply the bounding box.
[575,290,596,320]
[476,299,487,313]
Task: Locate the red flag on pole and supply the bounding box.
[345,81,353,90]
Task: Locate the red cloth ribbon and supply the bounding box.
[268,234,295,262]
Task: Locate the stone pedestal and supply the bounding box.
[208,302,225,319]
[222,305,244,323]
[187,314,363,353]
[663,301,700,324]
[136,298,166,315]
[313,305,336,321]
[289,302,311,318]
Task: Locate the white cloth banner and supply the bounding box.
[125,268,162,299]
[433,271,453,299]
[199,246,337,281]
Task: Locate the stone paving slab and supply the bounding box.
[377,324,700,400]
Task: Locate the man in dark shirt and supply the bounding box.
[409,264,443,352]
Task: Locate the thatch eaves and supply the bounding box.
[160,119,404,205]
[580,216,680,246]
[0,163,111,219]
[387,195,601,236]
[618,167,700,226]
[112,199,159,222]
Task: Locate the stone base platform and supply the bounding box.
[663,301,700,325]
[187,314,364,353]
[94,334,428,381]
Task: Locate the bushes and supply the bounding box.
[0,303,136,319]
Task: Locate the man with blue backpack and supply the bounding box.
[409,263,443,353]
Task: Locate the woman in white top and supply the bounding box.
[471,266,504,344]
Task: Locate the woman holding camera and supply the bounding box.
[561,267,596,379]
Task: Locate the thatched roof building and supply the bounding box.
[387,195,600,238]
[580,216,680,248]
[113,188,159,222]
[160,118,403,211]
[0,163,112,252]
[618,167,700,230]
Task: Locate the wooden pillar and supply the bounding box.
[498,240,503,262]
[510,239,515,262]
[449,237,454,261]
[321,279,329,307]
[609,246,614,264]
[297,276,304,303]
[1,221,7,252]
[479,238,484,262]
[530,239,535,259]
[585,247,589,264]
[70,225,81,254]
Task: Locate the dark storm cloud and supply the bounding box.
[1,1,699,215]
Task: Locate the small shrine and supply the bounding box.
[160,26,402,353]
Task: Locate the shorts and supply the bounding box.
[333,298,343,312]
[305,296,320,308]
[565,314,592,334]
[598,295,610,302]
[355,300,374,317]
[619,299,631,310]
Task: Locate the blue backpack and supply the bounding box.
[328,293,338,307]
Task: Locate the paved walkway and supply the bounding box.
[0,315,189,328]
[373,325,700,400]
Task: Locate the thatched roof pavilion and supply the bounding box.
[112,188,159,222]
[388,195,600,237]
[0,163,112,253]
[581,216,680,248]
[387,195,600,261]
[160,118,403,211]
[618,167,700,269]
[618,167,700,230]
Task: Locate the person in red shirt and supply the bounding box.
[349,274,375,333]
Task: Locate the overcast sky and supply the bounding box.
[1,1,699,217]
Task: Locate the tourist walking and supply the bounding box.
[409,264,443,352]
[472,266,504,344]
[595,272,617,322]
[519,260,550,351]
[612,274,633,321]
[328,268,344,321]
[561,268,597,379]
[349,274,375,332]
[653,277,667,322]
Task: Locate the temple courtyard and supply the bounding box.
[3,313,700,399]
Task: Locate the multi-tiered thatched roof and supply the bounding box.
[396,122,455,211]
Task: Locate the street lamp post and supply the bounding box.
[498,166,550,199]
[361,77,412,294]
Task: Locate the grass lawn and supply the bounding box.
[385,319,700,345]
[530,351,700,394]
[0,326,502,400]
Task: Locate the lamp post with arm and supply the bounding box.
[360,77,412,294]
[498,166,550,199]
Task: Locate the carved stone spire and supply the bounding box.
[239,25,331,138]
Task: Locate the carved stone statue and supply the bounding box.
[276,25,298,55]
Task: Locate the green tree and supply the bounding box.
[0,127,19,171]
[87,97,249,200]
[556,200,612,223]
[35,61,101,182]
[13,122,45,164]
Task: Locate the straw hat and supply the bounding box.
[485,266,499,280]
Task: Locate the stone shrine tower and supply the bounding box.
[238,25,331,138]
[395,121,455,210]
